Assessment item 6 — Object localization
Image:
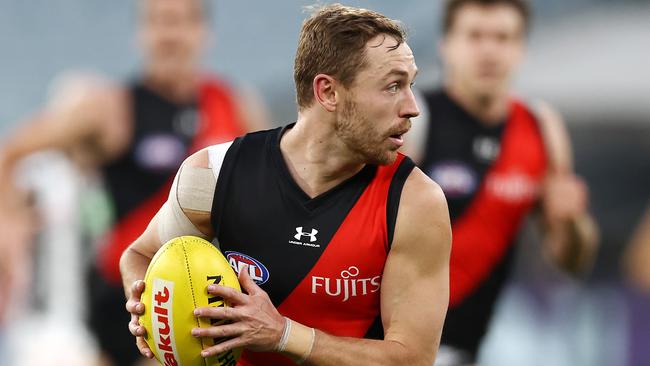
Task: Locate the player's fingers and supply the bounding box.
[194,305,240,321]
[126,299,144,315]
[136,336,153,358]
[129,317,146,337]
[206,284,247,305]
[192,322,244,339]
[131,280,145,298]
[201,336,245,358]
[238,265,261,295]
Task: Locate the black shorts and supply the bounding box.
[86,264,142,366]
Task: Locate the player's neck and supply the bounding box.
[445,82,509,126]
[142,68,200,104]
[279,114,366,198]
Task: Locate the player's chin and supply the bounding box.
[474,78,506,95]
[372,149,398,166]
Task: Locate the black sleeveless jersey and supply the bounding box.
[420,91,506,220]
[102,81,199,220]
[419,89,547,359]
[209,125,415,366]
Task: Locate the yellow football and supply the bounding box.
[139,236,242,366]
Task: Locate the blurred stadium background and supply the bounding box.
[1,1,649,365]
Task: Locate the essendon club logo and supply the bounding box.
[151,278,181,366]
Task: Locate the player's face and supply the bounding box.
[441,4,525,98]
[139,0,206,76]
[335,36,419,165]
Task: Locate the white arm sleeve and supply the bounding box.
[207,141,234,181]
[156,141,233,244]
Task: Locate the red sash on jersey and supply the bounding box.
[449,100,547,306]
[97,76,245,284]
[237,154,407,366]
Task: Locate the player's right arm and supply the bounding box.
[534,101,599,275]
[0,76,128,182]
[120,212,162,359]
[120,148,214,358]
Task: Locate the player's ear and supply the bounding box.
[313,74,338,112]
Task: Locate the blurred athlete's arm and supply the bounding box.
[195,168,452,366]
[0,75,129,322]
[0,75,129,182]
[536,101,599,275]
[622,204,650,290]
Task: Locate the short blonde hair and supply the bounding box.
[293,4,406,110]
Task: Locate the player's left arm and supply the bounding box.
[535,101,599,275]
[306,168,452,365]
[194,168,452,365]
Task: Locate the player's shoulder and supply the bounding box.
[50,71,125,109]
[400,167,449,223]
[511,96,562,123]
[522,98,573,172]
[233,125,284,150]
[392,166,451,253]
[527,99,564,126]
[182,126,284,178]
[184,148,211,170]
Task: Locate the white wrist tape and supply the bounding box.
[278,318,315,364]
[277,317,292,352]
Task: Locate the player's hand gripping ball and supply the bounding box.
[140,236,242,366]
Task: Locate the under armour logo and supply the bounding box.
[294,227,318,242]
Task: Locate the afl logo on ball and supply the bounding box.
[224,251,270,285]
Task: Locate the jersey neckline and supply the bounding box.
[132,79,198,109]
[438,89,508,132]
[269,123,377,213]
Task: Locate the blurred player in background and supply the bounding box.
[401,0,599,364]
[0,0,267,365]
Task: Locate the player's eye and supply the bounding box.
[387,83,399,93]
